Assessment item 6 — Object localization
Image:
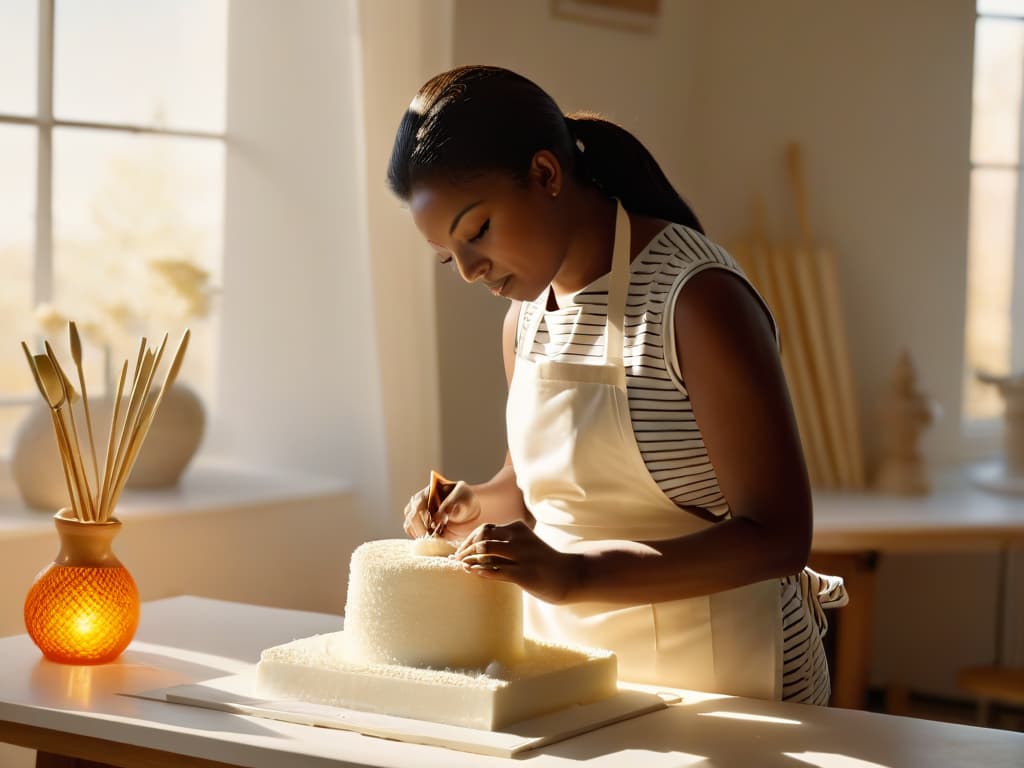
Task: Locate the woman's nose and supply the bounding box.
[454,254,489,284]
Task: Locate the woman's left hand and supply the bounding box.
[452,520,582,605]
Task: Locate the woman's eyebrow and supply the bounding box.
[450,200,484,235]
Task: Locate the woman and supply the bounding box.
[393,65,846,705]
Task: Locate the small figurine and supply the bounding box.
[874,350,939,495]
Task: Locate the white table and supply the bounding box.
[1,596,1021,767]
[809,468,1024,709]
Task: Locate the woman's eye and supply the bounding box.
[469,219,490,244]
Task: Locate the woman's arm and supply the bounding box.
[459,270,811,604]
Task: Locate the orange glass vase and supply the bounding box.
[24,508,140,664]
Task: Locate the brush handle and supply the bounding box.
[99,361,129,523]
[108,350,156,509]
[107,330,190,511]
[49,410,83,521]
[45,344,95,521]
[53,404,93,521]
[70,321,102,492]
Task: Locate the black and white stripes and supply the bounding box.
[516,222,847,705]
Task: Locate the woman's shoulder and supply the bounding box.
[630,219,743,291]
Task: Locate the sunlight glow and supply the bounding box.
[699,710,802,725]
[784,752,894,768]
[62,664,94,706]
[127,641,253,675]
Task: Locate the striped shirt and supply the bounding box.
[516,222,847,706]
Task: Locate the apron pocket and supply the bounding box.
[651,597,715,692]
[708,580,783,700]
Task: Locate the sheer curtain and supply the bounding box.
[217,0,449,538]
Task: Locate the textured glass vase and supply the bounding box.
[24,508,140,664]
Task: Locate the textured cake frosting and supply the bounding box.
[257,633,617,730]
[341,538,524,669]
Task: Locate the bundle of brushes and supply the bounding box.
[20,323,190,523]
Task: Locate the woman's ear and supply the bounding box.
[530,150,563,198]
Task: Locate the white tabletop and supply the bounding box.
[811,467,1024,552]
[1,596,1021,767]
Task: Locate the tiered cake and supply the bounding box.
[256,537,617,730]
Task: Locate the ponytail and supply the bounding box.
[566,112,704,234]
[388,66,703,234]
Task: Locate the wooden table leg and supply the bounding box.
[0,720,240,768]
[809,551,879,710]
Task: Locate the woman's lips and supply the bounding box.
[487,276,510,296]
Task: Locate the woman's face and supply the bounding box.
[408,153,568,302]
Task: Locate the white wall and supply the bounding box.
[215,0,393,541]
[685,0,975,470]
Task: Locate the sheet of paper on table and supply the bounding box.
[126,672,680,758]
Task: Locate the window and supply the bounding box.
[965,0,1024,426]
[0,0,227,454]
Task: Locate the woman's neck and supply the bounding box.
[548,190,616,308]
[548,187,669,309]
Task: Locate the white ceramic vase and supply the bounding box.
[10,382,204,510]
[10,400,76,511]
[125,382,205,489]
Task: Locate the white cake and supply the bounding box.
[256,538,618,730]
[341,538,524,669]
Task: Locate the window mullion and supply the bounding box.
[33,0,54,307]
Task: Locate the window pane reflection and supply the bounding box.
[0,0,38,116]
[0,125,39,409]
[964,168,1017,420]
[979,0,1024,17]
[972,18,1024,166]
[54,0,227,132]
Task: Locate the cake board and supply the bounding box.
[126,672,679,757]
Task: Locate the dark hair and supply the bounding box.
[387,65,704,234]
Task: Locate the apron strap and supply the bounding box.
[605,200,631,367]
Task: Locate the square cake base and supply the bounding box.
[255,630,617,730]
[133,673,677,758]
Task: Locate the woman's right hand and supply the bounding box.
[402,480,482,542]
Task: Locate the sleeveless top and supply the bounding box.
[515,222,847,705]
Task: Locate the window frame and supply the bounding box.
[964,5,1024,457]
[0,0,226,411]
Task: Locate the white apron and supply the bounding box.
[505,201,783,700]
